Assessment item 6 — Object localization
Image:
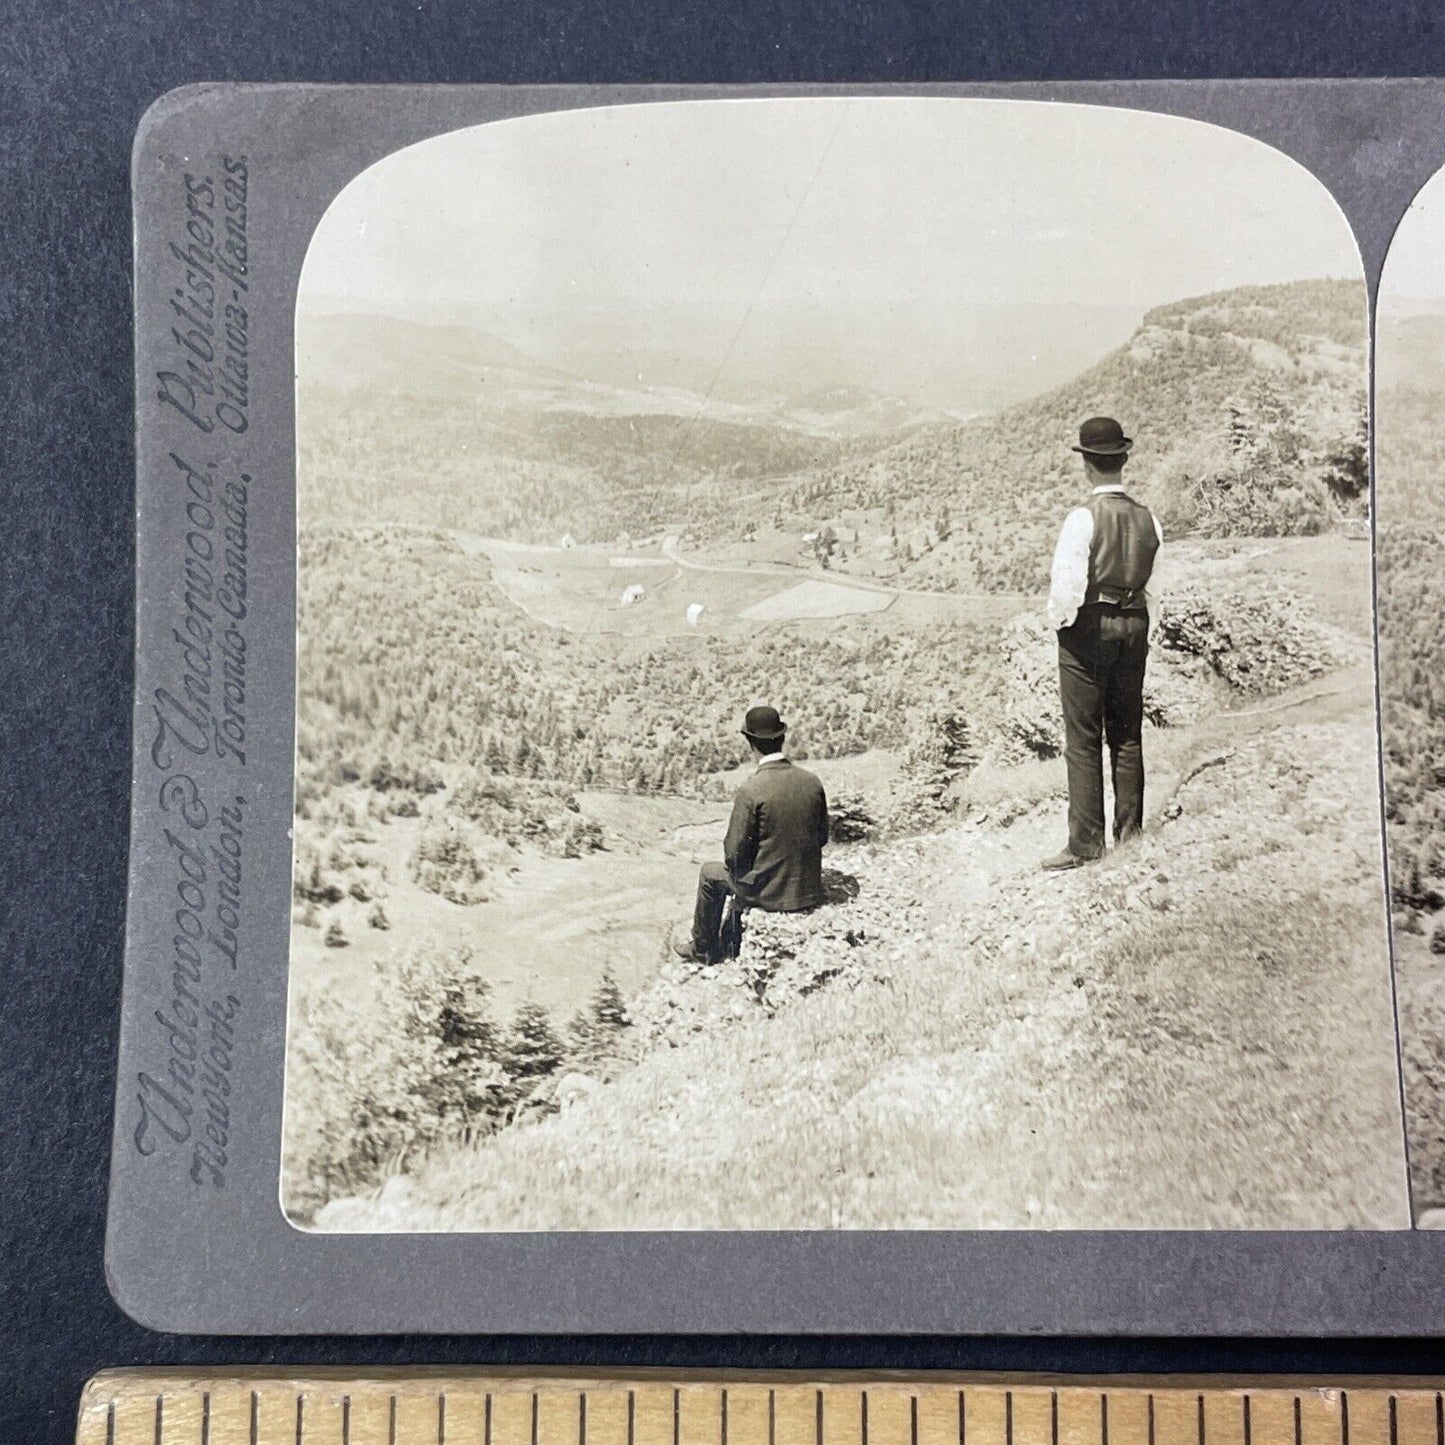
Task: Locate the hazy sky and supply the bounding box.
[1380,160,1445,310]
[303,98,1361,328]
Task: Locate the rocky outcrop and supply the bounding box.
[632,865,917,1047]
[1155,584,1344,695]
[992,581,1348,763]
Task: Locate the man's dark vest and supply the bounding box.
[1084,491,1159,610]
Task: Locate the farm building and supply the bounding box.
[620,583,647,607]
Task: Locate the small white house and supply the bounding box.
[620,583,647,607]
[685,602,705,627]
[560,533,576,550]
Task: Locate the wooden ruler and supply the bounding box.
[74,1373,1445,1445]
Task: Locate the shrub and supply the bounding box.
[503,1001,566,1090]
[1321,413,1369,515]
[1155,586,1336,696]
[409,824,488,905]
[450,774,602,857]
[554,814,605,858]
[828,791,878,844]
[282,944,517,1218]
[397,947,511,1126]
[368,901,391,930]
[294,851,344,905]
[902,709,975,794]
[367,757,445,794]
[1431,921,1445,957]
[568,968,633,1072]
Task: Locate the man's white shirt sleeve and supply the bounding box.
[1047,506,1094,630]
[1049,505,1166,633]
[1145,514,1164,636]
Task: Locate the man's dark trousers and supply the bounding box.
[1058,603,1150,859]
[692,860,736,959]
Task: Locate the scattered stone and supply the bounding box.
[554,1072,600,1109]
[632,866,914,1048]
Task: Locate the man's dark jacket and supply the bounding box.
[724,759,829,911]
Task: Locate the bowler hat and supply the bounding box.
[1072,416,1133,456]
[742,705,787,741]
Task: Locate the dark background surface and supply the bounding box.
[6,0,1445,1439]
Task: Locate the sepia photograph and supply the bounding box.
[1376,165,1445,1231]
[279,97,1405,1232]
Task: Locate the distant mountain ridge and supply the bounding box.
[774,279,1368,590]
[299,311,958,440]
[297,280,1366,572]
[297,297,1143,429]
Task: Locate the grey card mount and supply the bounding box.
[112,80,1445,1333]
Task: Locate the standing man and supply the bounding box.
[1041,417,1164,871]
[676,705,830,962]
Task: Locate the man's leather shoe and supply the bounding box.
[672,939,711,962]
[1039,848,1096,871]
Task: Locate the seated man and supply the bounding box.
[676,705,831,963]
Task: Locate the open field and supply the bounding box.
[458,530,1027,637]
[288,749,904,1032]
[739,579,894,621]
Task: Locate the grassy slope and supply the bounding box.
[371,623,1405,1231]
[287,531,1420,1230]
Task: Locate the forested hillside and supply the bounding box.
[782,280,1369,591]
[1376,316,1445,924]
[297,388,862,541]
[294,526,992,917]
[298,529,987,797]
[297,282,1367,580]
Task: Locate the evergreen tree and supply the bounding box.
[504,1001,565,1084]
[591,967,629,1031]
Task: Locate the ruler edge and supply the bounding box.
[77,1370,1445,1445]
[78,1366,1445,1398]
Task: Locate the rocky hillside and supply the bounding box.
[782,280,1368,591]
[308,540,1407,1232]
[325,706,1402,1232]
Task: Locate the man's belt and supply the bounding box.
[1084,583,1149,609]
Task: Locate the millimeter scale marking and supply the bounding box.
[74,1375,1445,1445]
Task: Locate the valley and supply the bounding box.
[282,277,1417,1229]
